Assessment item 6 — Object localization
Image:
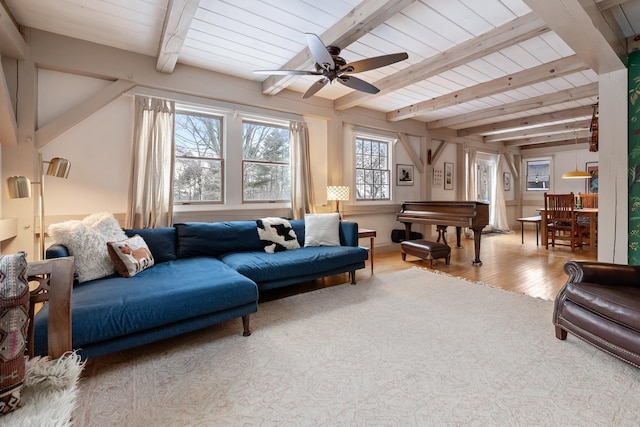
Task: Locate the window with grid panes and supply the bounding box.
[355,136,390,200]
[173,111,224,203]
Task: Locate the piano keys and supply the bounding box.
[396,201,490,266]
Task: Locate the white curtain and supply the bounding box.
[290,121,315,219]
[493,155,510,232]
[127,96,175,228]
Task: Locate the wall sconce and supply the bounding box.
[327,185,349,219]
[6,153,71,260]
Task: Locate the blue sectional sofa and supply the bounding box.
[34,219,368,359]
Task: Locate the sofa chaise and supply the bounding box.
[35,219,368,360]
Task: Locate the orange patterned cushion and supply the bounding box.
[0,252,29,415]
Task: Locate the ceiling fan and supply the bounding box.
[254,33,408,98]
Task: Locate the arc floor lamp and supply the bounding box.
[6,153,71,260]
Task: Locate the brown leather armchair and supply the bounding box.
[554,260,640,368]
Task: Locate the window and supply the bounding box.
[526,159,551,191]
[355,135,391,200]
[174,112,223,203]
[242,120,290,202]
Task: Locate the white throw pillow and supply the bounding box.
[304,213,340,247]
[48,213,127,283]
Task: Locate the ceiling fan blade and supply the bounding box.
[337,76,380,95]
[253,69,322,76]
[341,52,408,74]
[303,77,330,98]
[304,33,335,72]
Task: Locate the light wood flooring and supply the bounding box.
[261,229,597,302]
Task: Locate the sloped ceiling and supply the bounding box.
[3,0,639,149]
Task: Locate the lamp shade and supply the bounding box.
[46,157,71,178]
[327,186,349,201]
[6,176,32,199]
[562,169,591,179]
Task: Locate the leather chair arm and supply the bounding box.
[564,260,640,287]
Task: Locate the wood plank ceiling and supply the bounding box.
[4,0,639,149]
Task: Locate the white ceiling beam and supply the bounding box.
[503,129,591,147]
[483,119,592,143]
[156,0,200,73]
[596,0,633,11]
[261,0,416,96]
[523,0,626,73]
[387,55,587,122]
[0,2,25,59]
[397,132,423,174]
[457,105,594,136]
[0,58,17,145]
[427,82,598,129]
[35,79,135,148]
[334,12,548,110]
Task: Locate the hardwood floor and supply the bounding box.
[260,229,597,302]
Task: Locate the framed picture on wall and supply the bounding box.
[586,162,598,193]
[504,172,511,191]
[444,162,454,190]
[397,164,414,186]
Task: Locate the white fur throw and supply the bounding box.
[48,213,127,283]
[256,217,300,253]
[2,352,84,427]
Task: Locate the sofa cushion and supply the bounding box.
[304,213,340,247]
[218,246,368,284]
[107,235,155,278]
[48,213,127,283]
[33,257,258,349]
[175,222,263,258]
[124,227,176,263]
[256,217,300,253]
[564,282,640,331]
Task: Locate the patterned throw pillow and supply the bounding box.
[256,218,300,253]
[0,252,29,415]
[107,235,155,278]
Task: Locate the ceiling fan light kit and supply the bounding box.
[255,33,408,98]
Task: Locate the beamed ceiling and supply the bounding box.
[2,0,639,149]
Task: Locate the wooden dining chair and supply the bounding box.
[578,192,598,208]
[544,192,588,251]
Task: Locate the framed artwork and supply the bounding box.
[444,162,454,190]
[586,162,598,193]
[503,172,511,191]
[433,168,443,188]
[397,164,414,186]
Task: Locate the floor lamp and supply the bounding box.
[6,153,71,260]
[327,186,349,219]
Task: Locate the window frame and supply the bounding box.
[173,109,225,205]
[354,133,393,202]
[241,118,291,204]
[525,157,552,192]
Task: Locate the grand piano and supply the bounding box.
[396,201,490,266]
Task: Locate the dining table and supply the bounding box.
[537,207,598,248]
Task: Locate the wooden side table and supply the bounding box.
[358,228,376,274]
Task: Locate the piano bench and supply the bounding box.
[400,239,451,268]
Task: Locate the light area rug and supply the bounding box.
[2,353,84,427]
[75,268,640,426]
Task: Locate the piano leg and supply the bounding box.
[455,227,462,248]
[471,226,485,266]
